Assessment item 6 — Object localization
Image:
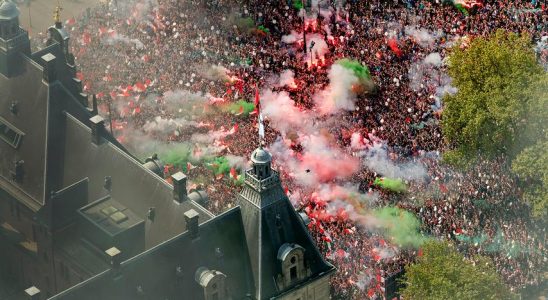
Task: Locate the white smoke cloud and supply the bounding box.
[261,89,314,133]
[282,30,301,44]
[143,116,197,136]
[360,142,428,181]
[104,33,144,49]
[314,64,359,114]
[408,52,456,112]
[278,69,296,88]
[159,89,208,114]
[201,65,231,82]
[423,52,442,67]
[404,25,440,47]
[225,154,248,170]
[305,33,329,63]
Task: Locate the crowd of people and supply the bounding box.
[32,0,547,298]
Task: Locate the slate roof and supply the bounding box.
[0,0,18,20]
[1,10,334,299]
[236,159,335,299]
[0,39,213,247]
[48,207,255,300]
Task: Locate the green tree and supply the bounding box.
[511,74,548,218]
[512,140,548,218]
[401,241,516,300]
[442,30,543,166]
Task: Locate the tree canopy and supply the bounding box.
[442,30,547,216]
[511,73,548,217]
[401,241,516,300]
[442,30,544,166]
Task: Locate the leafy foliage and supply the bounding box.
[512,140,548,218]
[401,241,516,300]
[442,30,543,165]
[510,73,547,217]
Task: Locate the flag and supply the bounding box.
[229,123,239,134]
[254,87,260,107]
[230,167,238,180]
[134,82,146,92]
[387,39,403,58]
[440,184,448,193]
[454,0,483,9]
[66,17,76,26]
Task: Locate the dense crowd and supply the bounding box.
[33,0,547,298]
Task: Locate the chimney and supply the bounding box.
[105,247,122,270]
[72,77,82,90]
[171,172,187,203]
[184,209,199,239]
[24,286,40,300]
[90,115,104,145]
[79,92,89,107]
[41,53,56,83]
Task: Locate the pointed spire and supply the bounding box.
[53,0,63,28]
[255,86,265,148]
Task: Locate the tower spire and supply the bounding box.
[255,86,265,148]
[53,0,62,28]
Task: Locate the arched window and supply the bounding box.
[277,243,306,288]
[195,267,227,300]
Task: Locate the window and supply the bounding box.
[290,266,297,281]
[0,117,23,149]
[195,268,227,300]
[277,243,306,289]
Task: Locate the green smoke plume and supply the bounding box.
[372,206,428,248]
[374,177,408,193]
[157,143,193,170]
[257,25,270,35]
[293,0,303,10]
[335,58,371,81]
[224,99,256,116]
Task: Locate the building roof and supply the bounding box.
[0,0,18,20]
[236,149,335,299]
[61,114,213,247]
[250,147,272,164]
[0,39,213,247]
[78,196,143,237]
[49,207,255,300]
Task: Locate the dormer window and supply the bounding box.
[195,267,227,300]
[0,117,23,149]
[277,243,306,289]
